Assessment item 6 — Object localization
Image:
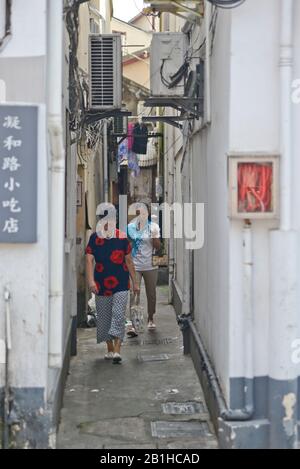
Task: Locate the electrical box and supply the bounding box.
[150,32,189,97]
[228,154,279,219]
[89,34,122,110]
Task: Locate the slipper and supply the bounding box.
[147,321,156,330]
[112,353,122,364]
[127,329,138,338]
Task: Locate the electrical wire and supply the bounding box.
[207,0,246,9]
[133,0,157,30]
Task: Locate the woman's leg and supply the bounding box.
[128,272,142,336]
[95,295,113,344]
[142,269,158,322]
[110,291,129,360]
[113,338,122,354]
[106,340,114,353]
[130,271,142,310]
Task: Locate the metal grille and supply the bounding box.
[89,35,116,109]
[137,353,170,362]
[162,402,205,415]
[113,115,128,135]
[151,421,211,438]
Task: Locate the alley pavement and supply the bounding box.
[57,286,218,449]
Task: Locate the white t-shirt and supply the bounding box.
[129,222,160,272]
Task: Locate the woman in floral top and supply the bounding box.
[86,214,139,364]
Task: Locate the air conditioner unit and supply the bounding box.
[89,34,122,110]
[150,32,189,97]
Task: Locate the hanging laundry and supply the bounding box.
[127,122,134,151]
[132,123,148,155]
[117,138,128,172]
[128,150,140,177]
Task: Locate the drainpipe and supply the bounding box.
[279,0,293,232]
[268,0,298,449]
[205,0,212,124]
[168,125,175,304]
[181,127,191,316]
[47,0,65,369]
[3,286,12,449]
[103,121,109,203]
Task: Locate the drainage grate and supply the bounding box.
[162,402,204,415]
[124,337,174,346]
[123,339,140,346]
[137,353,170,362]
[151,421,211,439]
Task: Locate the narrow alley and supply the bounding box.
[57,286,218,449]
[1,0,300,452]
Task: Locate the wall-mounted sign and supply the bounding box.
[228,154,279,220]
[0,104,38,243]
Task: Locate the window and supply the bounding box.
[90,18,100,34]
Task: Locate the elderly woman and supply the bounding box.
[86,210,139,364]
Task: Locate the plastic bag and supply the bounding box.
[130,295,144,333]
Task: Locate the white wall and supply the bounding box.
[190,8,232,397]
[0,1,48,393]
[228,0,280,380]
[1,0,47,58]
[167,0,300,400]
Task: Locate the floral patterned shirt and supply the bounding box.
[85,230,131,296]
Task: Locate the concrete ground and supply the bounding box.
[57,286,218,449]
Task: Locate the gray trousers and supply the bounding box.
[130,269,158,321]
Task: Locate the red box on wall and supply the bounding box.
[228,154,279,219]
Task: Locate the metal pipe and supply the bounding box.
[279,0,294,231]
[47,0,65,369]
[168,124,175,304]
[188,318,254,421]
[3,286,12,449]
[103,120,109,203]
[205,0,212,124]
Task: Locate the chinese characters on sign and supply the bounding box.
[0,105,38,243]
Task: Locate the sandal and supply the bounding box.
[104,352,114,360]
[147,321,156,330]
[127,327,138,338]
[112,353,122,364]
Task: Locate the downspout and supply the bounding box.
[0,0,12,51]
[47,0,65,369]
[3,286,12,449]
[102,0,111,204]
[103,121,109,203]
[267,0,298,448]
[168,124,175,304]
[205,0,212,124]
[279,0,294,231]
[181,124,191,316]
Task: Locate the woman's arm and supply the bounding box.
[86,254,98,294]
[151,223,161,251]
[125,253,140,294]
[152,238,161,251]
